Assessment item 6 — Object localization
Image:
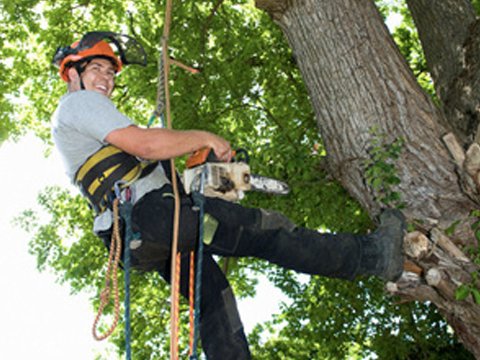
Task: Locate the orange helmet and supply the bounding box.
[57,40,122,82]
[54,32,146,82]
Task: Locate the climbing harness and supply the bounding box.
[75,144,156,213]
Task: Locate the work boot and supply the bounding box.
[358,209,406,281]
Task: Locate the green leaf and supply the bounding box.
[472,289,480,305]
[372,177,383,189]
[455,284,471,301]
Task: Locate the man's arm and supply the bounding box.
[105,125,232,162]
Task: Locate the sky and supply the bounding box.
[0,134,286,359]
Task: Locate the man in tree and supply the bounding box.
[51,32,406,359]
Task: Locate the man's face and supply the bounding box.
[79,58,116,97]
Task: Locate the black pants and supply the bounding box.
[109,185,362,359]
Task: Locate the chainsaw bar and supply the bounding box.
[249,174,290,195]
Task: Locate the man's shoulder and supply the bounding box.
[55,90,119,124]
[60,90,113,107]
[54,91,113,128]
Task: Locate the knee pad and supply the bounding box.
[259,208,296,232]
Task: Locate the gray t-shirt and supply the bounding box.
[52,90,169,232]
[52,90,133,180]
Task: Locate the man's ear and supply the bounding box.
[67,67,79,82]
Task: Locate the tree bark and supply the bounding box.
[256,0,480,358]
[406,0,479,146]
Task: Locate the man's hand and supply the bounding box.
[205,133,232,162]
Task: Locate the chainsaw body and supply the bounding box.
[183,147,289,201]
[183,162,251,201]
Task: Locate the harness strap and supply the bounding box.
[88,157,138,210]
[80,152,131,189]
[75,145,157,213]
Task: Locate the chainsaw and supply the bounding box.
[183,148,289,201]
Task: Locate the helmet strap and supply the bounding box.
[74,61,89,90]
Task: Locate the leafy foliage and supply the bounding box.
[7,0,473,358]
[364,128,405,208]
[376,0,436,99]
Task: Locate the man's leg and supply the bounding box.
[156,253,251,360]
[203,197,405,281]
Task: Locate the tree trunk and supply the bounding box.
[256,0,480,358]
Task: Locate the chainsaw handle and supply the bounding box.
[186,148,213,168]
[232,148,249,163]
[186,147,249,168]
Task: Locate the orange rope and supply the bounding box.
[159,1,183,359]
[92,198,122,341]
[188,251,196,355]
[171,251,182,358]
[160,1,202,357]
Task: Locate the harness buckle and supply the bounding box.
[114,180,132,202]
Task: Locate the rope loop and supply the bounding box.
[92,198,123,341]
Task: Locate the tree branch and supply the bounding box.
[199,0,225,58]
[406,0,480,145]
[405,0,476,102]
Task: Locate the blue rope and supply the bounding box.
[120,199,134,360]
[190,170,207,360]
